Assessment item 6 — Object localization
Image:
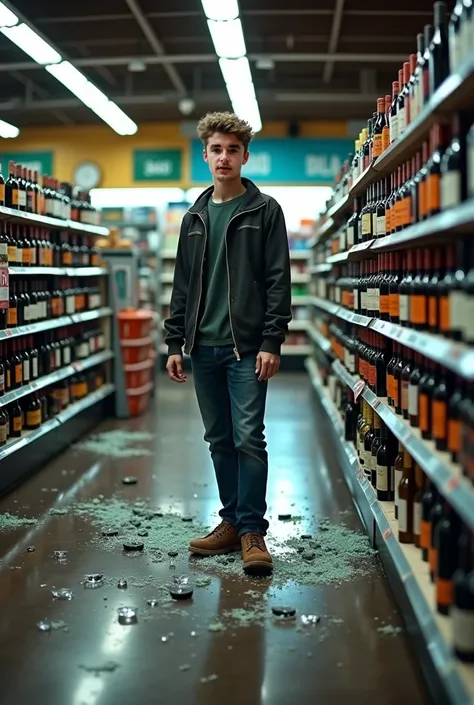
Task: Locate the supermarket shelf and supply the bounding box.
[307,357,474,705]
[370,319,474,381]
[0,384,115,462]
[371,199,474,253]
[307,323,332,355]
[327,193,351,221]
[282,344,311,355]
[309,296,340,316]
[289,319,309,331]
[291,272,310,283]
[8,266,107,277]
[0,350,113,409]
[0,206,109,237]
[308,218,336,247]
[160,295,171,306]
[326,251,349,264]
[331,358,474,534]
[161,249,178,259]
[350,165,378,197]
[374,53,474,175]
[160,272,174,283]
[70,306,113,323]
[336,306,373,327]
[309,263,332,274]
[0,315,72,341]
[291,295,311,306]
[289,250,310,260]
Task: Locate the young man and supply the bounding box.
[164,112,291,573]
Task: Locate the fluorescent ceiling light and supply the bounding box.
[219,57,253,88]
[201,0,239,21]
[231,97,262,133]
[1,23,61,64]
[0,3,18,27]
[207,19,246,58]
[0,118,19,138]
[47,61,138,136]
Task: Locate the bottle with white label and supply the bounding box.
[452,527,474,662]
[440,113,464,210]
[398,449,415,543]
[449,239,467,342]
[389,80,400,144]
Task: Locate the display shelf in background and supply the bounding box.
[307,323,332,356]
[289,250,310,260]
[309,263,332,274]
[305,357,474,705]
[8,266,107,277]
[0,205,109,238]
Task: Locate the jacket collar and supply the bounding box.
[188,177,266,214]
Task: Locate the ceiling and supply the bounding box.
[0,0,455,129]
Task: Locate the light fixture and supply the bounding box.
[47,62,138,136]
[219,57,253,88]
[1,23,61,64]
[207,19,246,58]
[231,98,262,133]
[0,2,18,27]
[201,0,239,21]
[0,118,19,138]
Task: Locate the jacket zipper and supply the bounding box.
[224,203,265,361]
[189,211,208,354]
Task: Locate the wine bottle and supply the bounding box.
[429,493,445,582]
[398,449,415,544]
[435,503,459,615]
[413,464,424,548]
[394,441,404,519]
[429,2,450,96]
[452,528,474,662]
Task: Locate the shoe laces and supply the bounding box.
[243,533,265,552]
[209,521,232,539]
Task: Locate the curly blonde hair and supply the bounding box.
[197,111,253,152]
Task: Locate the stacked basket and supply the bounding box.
[118,309,155,416]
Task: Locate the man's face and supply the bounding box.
[203,132,249,182]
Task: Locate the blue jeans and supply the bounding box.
[191,345,269,536]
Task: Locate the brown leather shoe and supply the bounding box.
[241,532,273,573]
[188,521,241,556]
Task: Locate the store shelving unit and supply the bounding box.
[0,205,115,495]
[306,357,474,705]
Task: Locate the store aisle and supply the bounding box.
[0,373,430,705]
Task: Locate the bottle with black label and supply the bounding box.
[394,441,404,519]
[435,503,460,615]
[376,422,395,501]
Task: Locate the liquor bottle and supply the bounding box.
[389,252,401,324]
[386,343,398,407]
[9,400,22,438]
[372,99,387,161]
[7,280,18,330]
[408,353,422,427]
[0,342,4,397]
[413,33,425,120]
[432,366,449,452]
[429,492,445,582]
[427,247,443,333]
[439,244,456,337]
[381,95,392,153]
[5,161,19,210]
[16,165,26,212]
[398,449,415,544]
[376,179,387,238]
[370,411,383,488]
[427,123,450,218]
[419,360,436,440]
[363,405,375,481]
[450,239,467,342]
[410,248,429,331]
[376,422,395,502]
[0,163,4,206]
[421,478,436,562]
[344,397,359,441]
[413,464,424,548]
[401,349,413,420]
[435,504,459,615]
[11,339,22,390]
[452,528,474,662]
[407,54,417,126]
[0,405,7,446]
[440,113,465,210]
[393,345,405,416]
[422,25,434,106]
[29,336,39,382]
[449,0,464,72]
[389,81,400,144]
[25,393,42,430]
[462,240,474,344]
[394,441,404,519]
[379,253,390,322]
[429,2,450,96]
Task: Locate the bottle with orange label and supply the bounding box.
[418,141,430,221]
[419,359,436,440]
[447,376,464,464]
[435,503,460,616]
[372,98,387,161]
[9,400,22,438]
[427,122,450,218]
[432,366,449,452]
[26,393,42,431]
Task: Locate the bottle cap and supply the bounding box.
[409,53,417,75]
[392,81,400,98]
[403,62,410,85]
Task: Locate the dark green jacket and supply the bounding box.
[164,178,292,358]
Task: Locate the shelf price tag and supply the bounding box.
[383,527,392,540]
[353,379,366,402]
[443,476,459,493]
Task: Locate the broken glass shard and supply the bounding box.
[53,550,68,560]
[130,519,142,528]
[37,619,52,632]
[137,530,148,537]
[147,598,159,607]
[117,579,128,589]
[117,607,138,625]
[168,550,178,558]
[301,614,320,626]
[132,508,145,516]
[301,534,312,540]
[181,517,193,522]
[168,585,194,600]
[272,605,296,617]
[123,541,144,552]
[52,588,74,600]
[278,513,292,520]
[122,476,138,485]
[84,573,104,588]
[26,545,35,553]
[102,528,119,537]
[161,636,168,643]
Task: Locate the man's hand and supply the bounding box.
[255,351,280,382]
[166,354,187,383]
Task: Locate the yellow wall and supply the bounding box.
[10,120,349,189]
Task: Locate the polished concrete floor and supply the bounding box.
[0,373,430,705]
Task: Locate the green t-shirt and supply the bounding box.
[197,192,246,346]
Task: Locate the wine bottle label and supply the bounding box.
[0,422,7,444]
[346,225,354,248]
[24,304,30,323]
[0,370,4,393]
[78,342,88,358]
[7,244,16,263]
[428,296,438,329]
[427,173,440,213]
[15,363,22,384]
[374,287,380,313]
[441,170,461,209]
[361,213,372,236]
[449,289,467,334]
[13,416,21,432]
[372,134,383,158]
[410,294,426,325]
[63,347,71,365]
[55,349,61,368]
[23,359,30,383]
[399,294,409,323]
[404,196,412,227]
[376,463,389,492]
[389,293,400,319]
[401,380,409,412]
[16,246,22,265]
[389,114,398,143]
[413,501,421,537]
[32,357,38,379]
[433,400,447,441]
[398,498,408,533]
[394,469,402,507]
[398,107,406,136]
[353,288,359,311]
[452,607,474,653]
[436,577,453,609]
[381,126,390,153]
[439,295,450,332]
[376,215,386,237]
[372,212,377,237]
[419,393,429,432]
[12,189,19,206]
[27,409,41,427]
[347,353,355,374]
[19,190,26,208]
